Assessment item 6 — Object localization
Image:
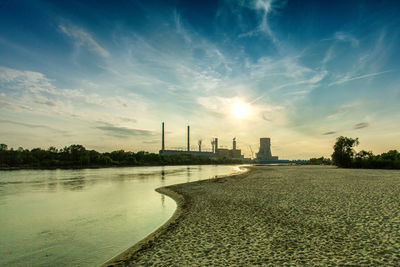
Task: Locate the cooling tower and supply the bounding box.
[256,138,273,160]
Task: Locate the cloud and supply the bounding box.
[321,32,359,65]
[0,66,148,121]
[326,102,360,119]
[334,32,359,47]
[0,66,56,93]
[249,60,327,103]
[119,117,137,123]
[95,124,156,138]
[0,119,66,133]
[237,0,287,43]
[173,10,191,44]
[143,140,159,144]
[322,131,336,135]
[262,113,272,121]
[353,122,369,129]
[59,24,110,57]
[328,70,392,86]
[34,100,56,106]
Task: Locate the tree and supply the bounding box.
[355,150,374,160]
[331,136,359,168]
[0,144,7,151]
[47,146,58,153]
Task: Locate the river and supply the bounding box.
[0,165,243,266]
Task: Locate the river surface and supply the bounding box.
[0,165,243,266]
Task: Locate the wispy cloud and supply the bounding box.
[34,100,56,106]
[173,10,191,44]
[353,122,369,129]
[334,32,359,47]
[119,117,137,123]
[0,66,56,93]
[237,0,287,43]
[59,24,109,57]
[95,123,156,138]
[328,70,393,86]
[0,66,148,127]
[322,131,336,135]
[0,119,66,133]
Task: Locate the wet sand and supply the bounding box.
[104,165,400,266]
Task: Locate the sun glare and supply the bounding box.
[232,101,249,119]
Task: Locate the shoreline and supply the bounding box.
[101,167,249,266]
[100,187,186,267]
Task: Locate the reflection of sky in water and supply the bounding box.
[0,165,243,266]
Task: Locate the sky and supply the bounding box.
[1,0,400,159]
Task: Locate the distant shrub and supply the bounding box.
[332,137,400,169]
[308,157,332,165]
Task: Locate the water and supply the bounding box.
[0,165,243,266]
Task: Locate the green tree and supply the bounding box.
[355,150,374,160]
[332,136,359,168]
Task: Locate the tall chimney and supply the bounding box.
[215,138,218,152]
[187,125,190,151]
[161,122,165,151]
[233,137,236,150]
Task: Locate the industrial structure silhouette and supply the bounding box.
[256,138,279,161]
[159,122,244,160]
[159,122,283,162]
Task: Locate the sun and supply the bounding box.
[232,101,249,119]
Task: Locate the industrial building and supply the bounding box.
[213,137,244,159]
[256,137,279,161]
[159,122,244,160]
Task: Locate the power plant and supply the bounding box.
[159,122,244,160]
[158,122,291,163]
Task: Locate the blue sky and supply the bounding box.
[1,0,400,159]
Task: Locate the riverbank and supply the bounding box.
[104,165,400,266]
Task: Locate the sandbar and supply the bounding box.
[103,165,400,266]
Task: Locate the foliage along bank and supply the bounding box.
[0,144,242,170]
[331,136,400,169]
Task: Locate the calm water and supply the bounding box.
[0,165,243,266]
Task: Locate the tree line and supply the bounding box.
[0,144,242,169]
[307,157,332,165]
[331,136,400,169]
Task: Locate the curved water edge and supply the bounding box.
[0,165,246,266]
[101,166,250,266]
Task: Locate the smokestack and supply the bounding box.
[215,138,218,152]
[233,137,236,150]
[162,122,165,151]
[187,125,190,151]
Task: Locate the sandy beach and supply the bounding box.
[104,165,400,266]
